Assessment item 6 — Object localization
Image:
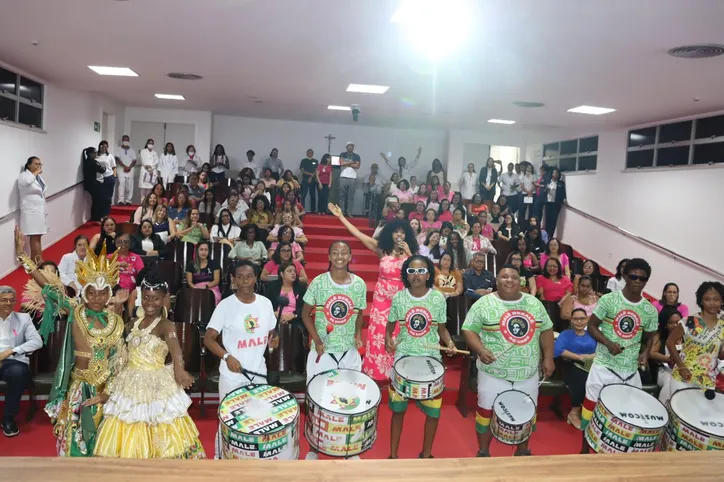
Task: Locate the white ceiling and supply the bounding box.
[2,0,724,130]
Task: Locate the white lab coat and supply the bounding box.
[18,170,47,235]
[183,156,202,175]
[159,154,179,187]
[139,148,160,189]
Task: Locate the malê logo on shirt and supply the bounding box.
[405,307,432,338]
[613,310,640,340]
[244,314,260,334]
[324,294,354,325]
[500,310,536,345]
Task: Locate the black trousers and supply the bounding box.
[89,184,105,221]
[545,202,562,238]
[101,176,116,218]
[0,359,30,421]
[564,363,589,407]
[317,184,330,214]
[301,178,317,213]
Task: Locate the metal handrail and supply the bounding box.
[563,204,723,279]
[0,181,84,224]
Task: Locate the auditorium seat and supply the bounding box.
[171,240,196,268]
[174,319,204,410]
[209,243,232,292]
[198,212,214,228]
[267,323,308,393]
[116,222,137,236]
[174,288,216,328]
[157,260,184,297]
[26,317,68,419]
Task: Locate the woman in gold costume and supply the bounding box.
[94,269,205,458]
[15,226,126,457]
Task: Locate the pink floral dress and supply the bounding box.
[363,254,407,380]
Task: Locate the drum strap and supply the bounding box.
[241,368,267,383]
[606,367,636,383]
[328,351,348,368]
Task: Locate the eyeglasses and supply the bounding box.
[280,249,292,253]
[406,268,428,275]
[116,239,130,245]
[628,274,649,282]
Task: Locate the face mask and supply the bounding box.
[122,141,129,147]
[188,150,195,156]
[147,144,154,150]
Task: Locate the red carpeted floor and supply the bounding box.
[0,209,583,458]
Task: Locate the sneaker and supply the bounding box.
[2,419,19,437]
[514,449,532,456]
[305,451,319,460]
[476,450,491,457]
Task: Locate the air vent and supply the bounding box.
[167,72,203,80]
[513,101,545,108]
[668,44,724,59]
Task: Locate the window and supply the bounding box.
[625,115,724,169]
[542,136,599,172]
[0,65,44,130]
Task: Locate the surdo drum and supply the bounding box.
[584,384,668,453]
[392,356,445,400]
[490,390,536,445]
[218,384,300,460]
[662,388,724,451]
[305,369,381,457]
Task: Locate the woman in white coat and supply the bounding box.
[18,156,47,262]
[159,142,179,189]
[139,138,160,199]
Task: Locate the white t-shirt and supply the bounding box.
[207,294,276,383]
[606,277,627,293]
[500,172,520,196]
[211,224,241,241]
[97,153,116,181]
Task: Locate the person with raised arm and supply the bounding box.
[381,146,421,178]
[328,203,418,381]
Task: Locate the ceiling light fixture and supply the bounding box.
[328,105,351,111]
[488,119,516,125]
[346,84,389,94]
[392,0,472,61]
[155,93,185,100]
[567,105,616,115]
[88,66,138,77]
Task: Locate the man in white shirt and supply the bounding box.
[339,142,361,216]
[203,260,279,458]
[0,286,42,437]
[498,162,520,216]
[58,235,88,295]
[241,150,261,180]
[114,135,137,206]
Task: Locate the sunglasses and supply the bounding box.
[406,268,429,275]
[628,274,649,282]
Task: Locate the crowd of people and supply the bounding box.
[4,137,722,464]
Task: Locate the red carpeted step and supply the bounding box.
[302,223,375,237]
[304,214,370,229]
[305,235,371,252]
[109,204,138,221]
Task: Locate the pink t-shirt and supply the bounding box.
[438,187,454,202]
[263,259,304,277]
[652,300,690,318]
[408,211,425,221]
[438,211,453,223]
[414,194,429,204]
[112,253,144,291]
[317,164,332,185]
[540,253,570,273]
[280,288,297,316]
[421,220,442,232]
[536,275,573,302]
[481,223,494,239]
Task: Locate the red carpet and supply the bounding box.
[0,209,583,458]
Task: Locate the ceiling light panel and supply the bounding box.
[567,105,616,115]
[155,93,185,100]
[487,119,516,124]
[328,105,351,111]
[346,84,389,94]
[88,66,138,77]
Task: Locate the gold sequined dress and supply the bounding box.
[94,318,205,458]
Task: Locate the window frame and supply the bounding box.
[0,65,44,131]
[541,136,598,173]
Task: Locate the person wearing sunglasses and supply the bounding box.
[579,258,658,453]
[462,263,555,457]
[385,255,454,459]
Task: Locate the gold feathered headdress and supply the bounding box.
[76,243,120,293]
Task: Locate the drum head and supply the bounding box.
[670,388,724,437]
[307,369,381,415]
[599,384,668,429]
[394,356,444,383]
[219,384,299,435]
[493,390,535,424]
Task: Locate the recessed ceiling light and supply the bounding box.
[513,101,545,108]
[155,93,185,100]
[328,105,351,111]
[167,72,203,80]
[488,119,516,125]
[88,66,138,77]
[567,105,616,115]
[346,84,389,94]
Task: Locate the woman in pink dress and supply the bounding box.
[328,203,418,381]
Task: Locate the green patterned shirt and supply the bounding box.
[462,293,552,381]
[591,291,658,373]
[388,289,447,361]
[303,272,368,353]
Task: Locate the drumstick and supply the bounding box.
[426,345,470,355]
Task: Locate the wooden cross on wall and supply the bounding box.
[325,133,336,153]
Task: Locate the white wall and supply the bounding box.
[553,125,723,306]
[213,115,449,213]
[123,107,212,157]
[0,74,125,276]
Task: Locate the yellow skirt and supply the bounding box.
[94,414,206,459]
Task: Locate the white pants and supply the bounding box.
[215,373,266,459]
[476,370,540,410]
[306,349,362,385]
[585,363,641,403]
[116,169,135,204]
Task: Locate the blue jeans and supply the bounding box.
[0,359,29,420]
[318,184,330,213]
[209,171,226,183]
[102,176,116,218]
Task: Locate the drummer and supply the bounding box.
[385,255,454,459]
[461,264,555,457]
[580,258,658,453]
[203,259,279,459]
[301,240,368,460]
[664,281,724,403]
